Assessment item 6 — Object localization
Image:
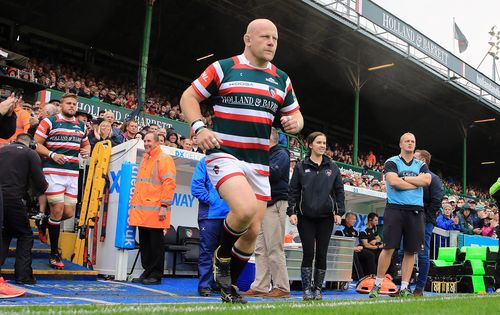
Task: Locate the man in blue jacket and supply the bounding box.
[191,157,230,296]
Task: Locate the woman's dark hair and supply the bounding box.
[306,131,326,155]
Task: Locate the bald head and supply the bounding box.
[243,19,278,67]
[246,19,277,35]
[399,132,416,155]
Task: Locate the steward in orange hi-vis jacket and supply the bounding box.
[129,135,176,229]
[129,133,176,284]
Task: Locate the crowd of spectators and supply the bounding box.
[437,196,499,239]
[2,58,214,128]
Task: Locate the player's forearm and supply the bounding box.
[291,111,304,132]
[388,177,417,190]
[180,89,203,123]
[35,142,51,157]
[405,173,431,187]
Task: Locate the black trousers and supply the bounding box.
[353,249,377,279]
[0,198,33,280]
[138,226,165,279]
[297,215,334,270]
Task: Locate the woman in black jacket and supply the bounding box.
[287,131,345,300]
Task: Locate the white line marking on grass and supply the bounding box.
[18,286,51,296]
[53,296,116,305]
[97,280,177,296]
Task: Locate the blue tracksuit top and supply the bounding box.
[191,157,230,220]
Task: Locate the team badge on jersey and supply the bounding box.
[213,165,220,175]
[326,169,332,177]
[269,87,277,97]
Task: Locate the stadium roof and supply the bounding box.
[1,0,498,187]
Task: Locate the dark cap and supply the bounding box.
[75,111,92,121]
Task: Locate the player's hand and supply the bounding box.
[159,206,168,221]
[280,115,301,134]
[196,128,223,150]
[289,214,298,225]
[0,93,16,116]
[52,153,67,165]
[80,148,90,159]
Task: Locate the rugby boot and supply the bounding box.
[213,246,232,298]
[221,284,247,304]
[33,213,48,243]
[49,253,65,269]
[369,284,381,298]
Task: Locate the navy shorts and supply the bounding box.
[382,204,425,253]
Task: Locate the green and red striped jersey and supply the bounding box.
[36,114,89,177]
[191,54,300,174]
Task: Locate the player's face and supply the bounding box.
[309,135,326,156]
[60,97,77,117]
[400,134,416,153]
[247,24,278,64]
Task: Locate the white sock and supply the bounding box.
[400,281,409,291]
[374,277,384,287]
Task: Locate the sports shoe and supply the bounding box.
[213,246,231,290]
[49,253,65,269]
[221,284,247,304]
[368,285,381,298]
[0,277,26,298]
[390,288,413,297]
[241,289,268,297]
[33,213,48,243]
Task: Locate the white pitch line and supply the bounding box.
[14,286,51,296]
[53,296,116,305]
[98,280,177,296]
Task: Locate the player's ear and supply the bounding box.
[243,33,251,46]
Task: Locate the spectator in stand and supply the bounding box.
[102,111,124,144]
[166,130,179,148]
[149,124,159,134]
[448,196,458,212]
[436,204,461,231]
[157,128,167,137]
[457,204,476,235]
[190,134,204,154]
[181,137,193,151]
[157,134,166,145]
[480,217,495,237]
[122,120,138,141]
[88,120,122,151]
[288,132,345,301]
